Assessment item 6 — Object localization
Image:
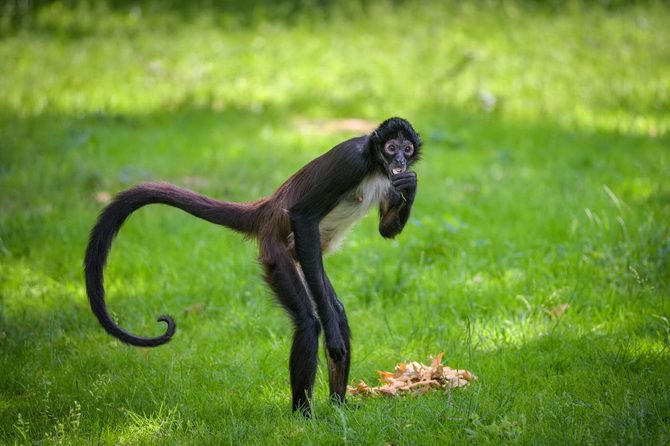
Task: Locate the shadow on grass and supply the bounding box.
[1,0,659,38]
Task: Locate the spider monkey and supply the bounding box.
[84,116,421,416]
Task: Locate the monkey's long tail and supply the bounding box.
[84,182,259,347]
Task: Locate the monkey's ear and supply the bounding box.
[368,130,382,151]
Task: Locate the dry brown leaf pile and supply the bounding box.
[348,353,476,397]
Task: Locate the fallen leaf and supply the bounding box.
[377,371,395,380]
[348,380,374,396]
[430,352,445,369]
[549,303,570,319]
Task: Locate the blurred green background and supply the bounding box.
[0,1,669,444]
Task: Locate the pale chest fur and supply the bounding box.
[318,174,392,253]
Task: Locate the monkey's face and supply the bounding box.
[383,137,415,176]
[370,117,422,176]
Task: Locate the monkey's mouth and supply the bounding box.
[391,166,406,175]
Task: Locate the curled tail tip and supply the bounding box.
[157,314,177,341]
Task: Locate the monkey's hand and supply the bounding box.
[391,171,417,206]
[325,331,347,362]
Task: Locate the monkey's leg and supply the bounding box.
[323,276,351,404]
[260,239,319,416]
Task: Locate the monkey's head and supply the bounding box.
[369,117,422,177]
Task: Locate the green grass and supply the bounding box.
[1,1,669,444]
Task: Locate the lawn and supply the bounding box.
[1,1,669,444]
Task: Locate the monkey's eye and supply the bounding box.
[404,145,414,156]
[385,144,396,155]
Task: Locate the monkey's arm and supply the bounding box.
[289,216,346,361]
[379,171,417,238]
[289,146,370,362]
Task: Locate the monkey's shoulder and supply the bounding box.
[329,135,368,153]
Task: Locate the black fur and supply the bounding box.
[84,117,421,416]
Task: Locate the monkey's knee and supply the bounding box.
[294,314,321,338]
[261,258,279,280]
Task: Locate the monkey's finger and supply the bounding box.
[392,173,417,183]
[392,178,417,189]
[393,176,416,184]
[394,186,414,193]
[391,172,416,181]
